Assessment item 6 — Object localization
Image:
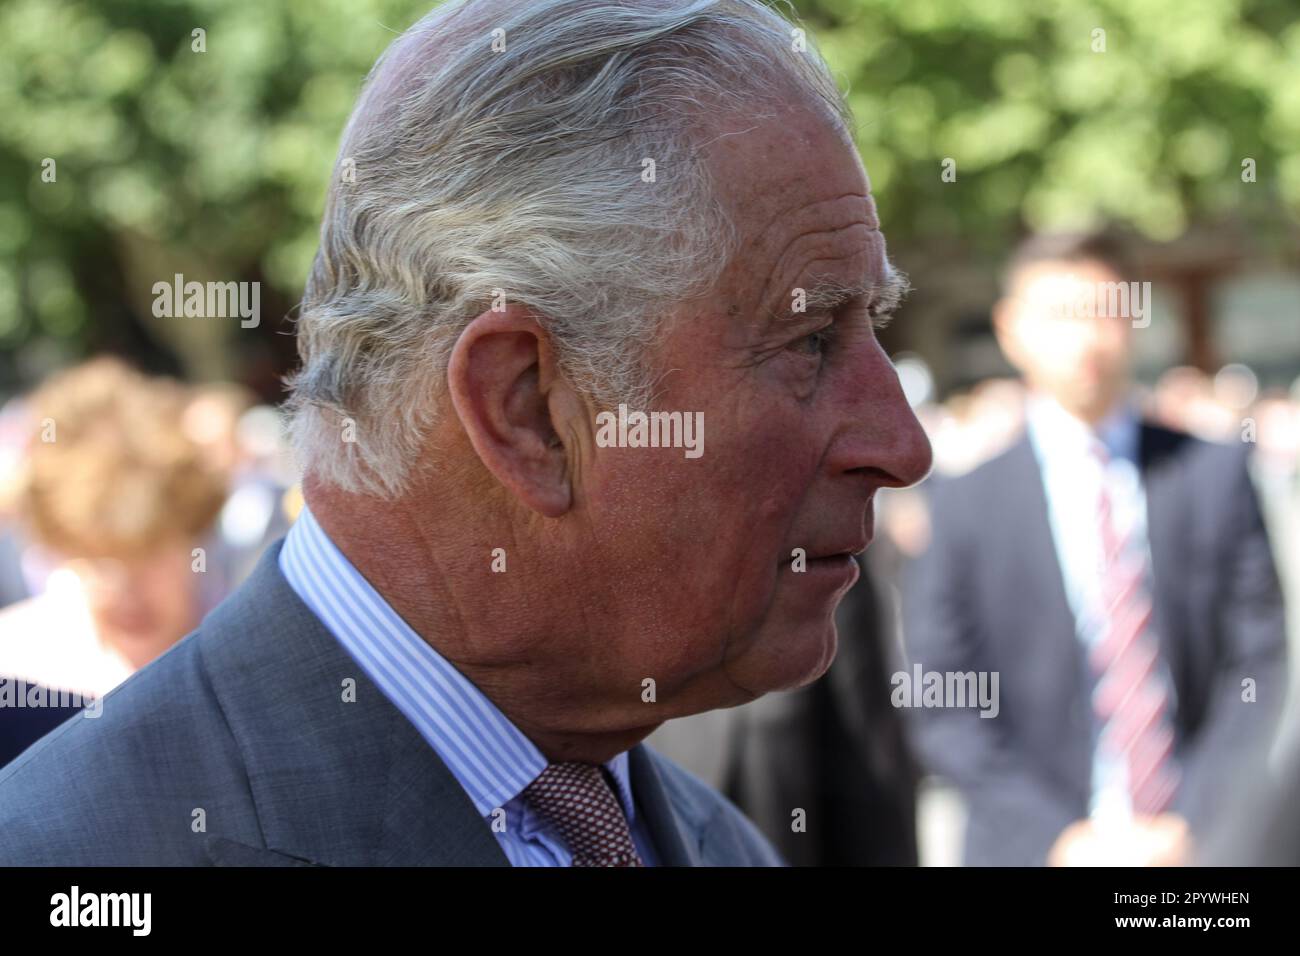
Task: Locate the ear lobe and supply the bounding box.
[447,307,574,517]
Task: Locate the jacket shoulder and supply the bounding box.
[0,629,251,865]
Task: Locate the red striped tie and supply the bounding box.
[1089,442,1180,815]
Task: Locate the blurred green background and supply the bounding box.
[1,0,1298,395]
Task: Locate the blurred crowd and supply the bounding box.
[916,365,1300,482]
[1,233,1297,868]
[0,358,298,765]
[889,364,1300,605]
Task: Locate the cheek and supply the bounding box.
[581,409,822,632]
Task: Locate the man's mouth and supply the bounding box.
[778,549,862,591]
[779,540,870,568]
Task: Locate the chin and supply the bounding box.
[738,615,840,696]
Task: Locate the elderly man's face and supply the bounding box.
[571,100,932,716]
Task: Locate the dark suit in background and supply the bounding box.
[903,422,1288,866]
[1200,721,1300,865]
[0,688,82,769]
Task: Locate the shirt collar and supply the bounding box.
[277,504,638,824]
[1026,392,1141,465]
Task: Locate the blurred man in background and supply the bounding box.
[903,231,1288,866]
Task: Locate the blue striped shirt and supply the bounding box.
[278,505,657,866]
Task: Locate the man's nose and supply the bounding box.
[833,344,933,489]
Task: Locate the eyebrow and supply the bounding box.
[768,264,912,325]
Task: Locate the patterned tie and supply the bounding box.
[1088,441,1180,815]
[523,762,644,867]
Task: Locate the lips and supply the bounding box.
[783,497,876,568]
[819,541,870,560]
[780,541,869,567]
[780,549,862,591]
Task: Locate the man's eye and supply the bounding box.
[789,325,835,358]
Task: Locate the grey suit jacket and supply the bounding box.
[0,541,782,867]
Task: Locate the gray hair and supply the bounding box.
[286,0,853,498]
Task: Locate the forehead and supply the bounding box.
[704,100,872,213]
[698,100,888,314]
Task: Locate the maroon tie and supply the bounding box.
[1089,441,1180,814]
[523,762,644,867]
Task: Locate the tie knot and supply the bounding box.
[523,762,643,867]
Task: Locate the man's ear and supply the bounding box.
[447,305,579,517]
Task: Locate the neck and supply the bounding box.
[303,475,660,764]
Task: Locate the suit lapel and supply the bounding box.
[374,703,510,866]
[199,541,509,867]
[1001,436,1077,636]
[204,836,323,866]
[629,744,699,866]
[1138,421,1183,576]
[1138,422,1188,692]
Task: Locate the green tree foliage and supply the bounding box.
[808,0,1299,249]
[0,0,1295,377]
